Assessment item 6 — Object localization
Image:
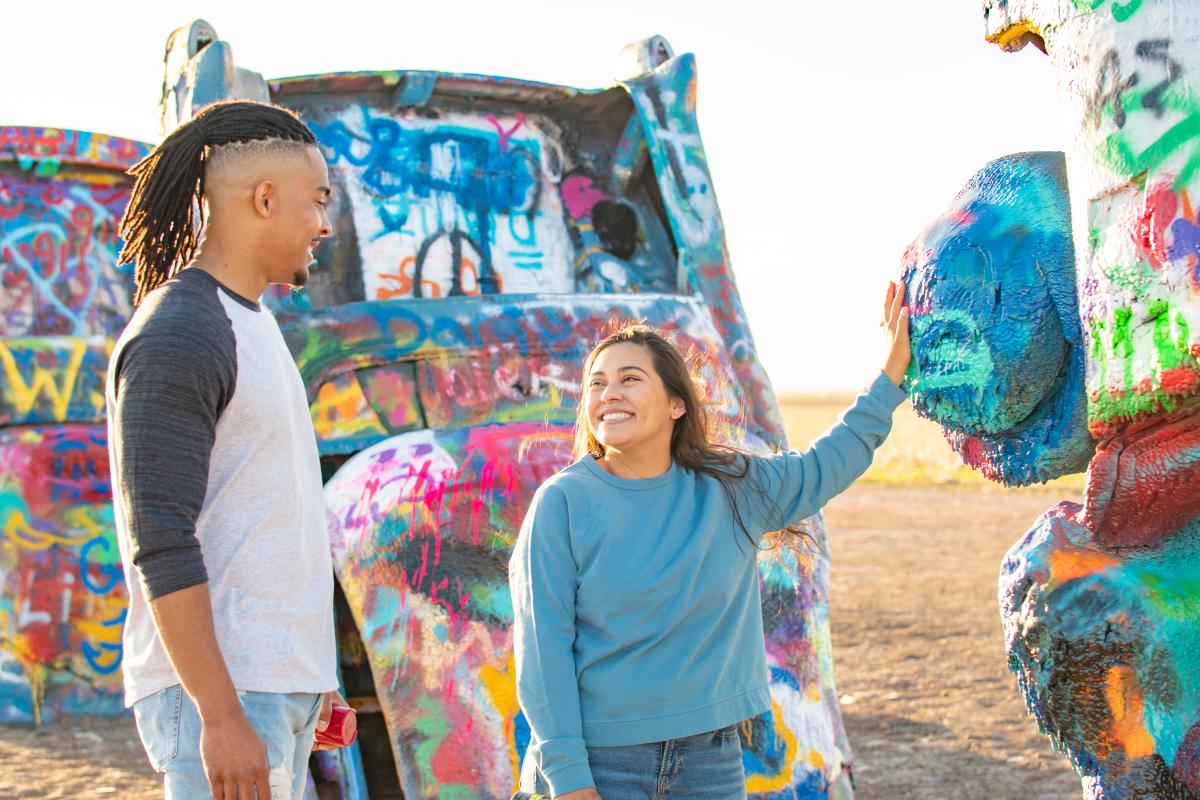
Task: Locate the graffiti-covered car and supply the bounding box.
[0,127,151,722]
[900,1,1200,797]
[1,21,859,799]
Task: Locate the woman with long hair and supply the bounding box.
[510,283,910,800]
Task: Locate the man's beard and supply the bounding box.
[290,264,311,289]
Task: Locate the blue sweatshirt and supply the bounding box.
[509,372,906,796]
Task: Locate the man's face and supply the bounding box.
[265,145,332,288]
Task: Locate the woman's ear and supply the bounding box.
[670,398,685,420]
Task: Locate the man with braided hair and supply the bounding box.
[107,99,342,799]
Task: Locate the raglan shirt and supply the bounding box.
[509,372,906,796]
[106,268,337,706]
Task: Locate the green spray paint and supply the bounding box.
[908,310,996,393]
[1088,300,1200,424]
[1092,83,1200,187]
[1072,0,1143,22]
[411,694,477,800]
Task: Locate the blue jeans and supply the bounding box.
[132,684,322,799]
[522,725,747,800]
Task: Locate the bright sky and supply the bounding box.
[2,0,1064,393]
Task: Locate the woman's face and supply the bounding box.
[585,342,684,459]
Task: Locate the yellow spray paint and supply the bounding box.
[480,652,521,794]
[744,698,800,794]
[986,20,1044,52]
[0,338,87,421]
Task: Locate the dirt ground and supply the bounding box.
[823,484,1082,800]
[0,484,1084,799]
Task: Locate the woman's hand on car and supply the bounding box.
[882,280,911,387]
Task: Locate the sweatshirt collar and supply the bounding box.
[578,455,679,490]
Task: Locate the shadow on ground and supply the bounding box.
[844,711,1079,799]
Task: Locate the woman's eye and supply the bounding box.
[622,375,639,383]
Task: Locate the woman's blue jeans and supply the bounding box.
[521,725,747,800]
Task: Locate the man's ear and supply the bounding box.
[252,180,275,219]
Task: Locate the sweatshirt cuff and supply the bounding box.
[545,759,595,797]
[868,370,907,410]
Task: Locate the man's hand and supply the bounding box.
[149,584,270,798]
[312,689,349,751]
[198,704,270,799]
[556,789,602,800]
[882,279,912,387]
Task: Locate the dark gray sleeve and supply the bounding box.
[111,304,236,601]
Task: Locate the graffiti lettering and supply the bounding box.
[1135,39,1181,118]
[0,338,87,421]
[0,175,133,337]
[79,536,121,595]
[80,609,125,676]
[412,229,492,297]
[299,105,574,300]
[0,337,110,427]
[1086,38,1200,184]
[1091,50,1138,129]
[486,113,525,153]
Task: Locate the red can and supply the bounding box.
[314,705,358,748]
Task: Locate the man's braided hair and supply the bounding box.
[118,100,317,305]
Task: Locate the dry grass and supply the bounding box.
[778,394,1087,494]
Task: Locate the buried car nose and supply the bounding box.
[901,151,1094,485]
